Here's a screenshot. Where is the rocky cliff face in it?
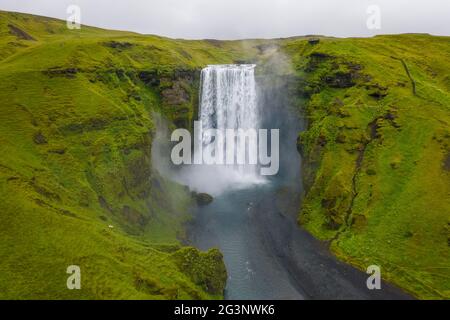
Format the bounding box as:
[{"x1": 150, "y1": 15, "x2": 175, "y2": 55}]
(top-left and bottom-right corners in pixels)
[{"x1": 139, "y1": 68, "x2": 200, "y2": 129}]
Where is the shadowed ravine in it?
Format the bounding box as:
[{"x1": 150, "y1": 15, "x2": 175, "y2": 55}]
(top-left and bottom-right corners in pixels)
[{"x1": 186, "y1": 65, "x2": 411, "y2": 300}]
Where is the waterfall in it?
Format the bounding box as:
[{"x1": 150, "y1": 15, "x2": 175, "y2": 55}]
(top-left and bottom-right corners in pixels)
[
  {"x1": 171, "y1": 64, "x2": 266, "y2": 195},
  {"x1": 198, "y1": 64, "x2": 264, "y2": 187},
  {"x1": 199, "y1": 64, "x2": 259, "y2": 141}
]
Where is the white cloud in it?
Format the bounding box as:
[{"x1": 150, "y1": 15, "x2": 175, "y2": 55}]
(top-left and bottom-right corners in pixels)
[{"x1": 0, "y1": 0, "x2": 448, "y2": 39}]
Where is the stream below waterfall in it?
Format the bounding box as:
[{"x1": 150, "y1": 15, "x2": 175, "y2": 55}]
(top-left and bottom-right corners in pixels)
[{"x1": 190, "y1": 176, "x2": 410, "y2": 300}]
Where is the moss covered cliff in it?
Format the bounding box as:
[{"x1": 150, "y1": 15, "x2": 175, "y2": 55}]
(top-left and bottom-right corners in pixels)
[{"x1": 284, "y1": 35, "x2": 450, "y2": 299}]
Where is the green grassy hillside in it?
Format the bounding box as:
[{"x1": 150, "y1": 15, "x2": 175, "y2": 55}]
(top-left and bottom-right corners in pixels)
[
  {"x1": 0, "y1": 10, "x2": 251, "y2": 299},
  {"x1": 0, "y1": 10, "x2": 448, "y2": 300},
  {"x1": 285, "y1": 35, "x2": 450, "y2": 299}
]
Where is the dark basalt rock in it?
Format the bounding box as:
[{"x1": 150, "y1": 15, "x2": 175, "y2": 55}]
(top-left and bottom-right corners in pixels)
[
  {"x1": 234, "y1": 59, "x2": 254, "y2": 65},
  {"x1": 318, "y1": 134, "x2": 327, "y2": 147},
  {"x1": 325, "y1": 71, "x2": 355, "y2": 88},
  {"x1": 173, "y1": 117, "x2": 189, "y2": 129},
  {"x1": 296, "y1": 134, "x2": 304, "y2": 155},
  {"x1": 33, "y1": 131, "x2": 47, "y2": 144},
  {"x1": 98, "y1": 196, "x2": 113, "y2": 213},
  {"x1": 104, "y1": 41, "x2": 134, "y2": 50},
  {"x1": 367, "y1": 84, "x2": 388, "y2": 99},
  {"x1": 310, "y1": 52, "x2": 331, "y2": 59},
  {"x1": 48, "y1": 148, "x2": 66, "y2": 155},
  {"x1": 324, "y1": 219, "x2": 341, "y2": 230},
  {"x1": 138, "y1": 70, "x2": 160, "y2": 87},
  {"x1": 43, "y1": 68, "x2": 78, "y2": 78},
  {"x1": 443, "y1": 152, "x2": 450, "y2": 171},
  {"x1": 335, "y1": 133, "x2": 346, "y2": 144},
  {"x1": 304, "y1": 52, "x2": 333, "y2": 73},
  {"x1": 321, "y1": 198, "x2": 336, "y2": 209},
  {"x1": 172, "y1": 69, "x2": 196, "y2": 83},
  {"x1": 161, "y1": 80, "x2": 190, "y2": 105},
  {"x1": 195, "y1": 193, "x2": 214, "y2": 206},
  {"x1": 308, "y1": 38, "x2": 320, "y2": 45},
  {"x1": 8, "y1": 24, "x2": 36, "y2": 41}
]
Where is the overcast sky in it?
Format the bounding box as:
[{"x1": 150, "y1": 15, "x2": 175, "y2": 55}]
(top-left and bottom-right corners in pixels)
[{"x1": 0, "y1": 0, "x2": 449, "y2": 39}]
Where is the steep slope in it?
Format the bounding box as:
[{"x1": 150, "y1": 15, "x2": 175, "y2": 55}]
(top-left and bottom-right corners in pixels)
[
  {"x1": 284, "y1": 35, "x2": 450, "y2": 299},
  {"x1": 0, "y1": 10, "x2": 252, "y2": 299}
]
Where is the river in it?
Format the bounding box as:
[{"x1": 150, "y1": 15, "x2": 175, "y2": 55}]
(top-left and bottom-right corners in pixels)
[{"x1": 180, "y1": 64, "x2": 410, "y2": 299}]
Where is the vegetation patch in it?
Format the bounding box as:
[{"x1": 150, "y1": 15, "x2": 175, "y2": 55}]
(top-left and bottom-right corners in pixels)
[{"x1": 285, "y1": 34, "x2": 450, "y2": 299}]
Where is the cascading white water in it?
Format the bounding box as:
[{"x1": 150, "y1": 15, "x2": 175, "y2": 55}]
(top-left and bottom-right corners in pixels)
[
  {"x1": 198, "y1": 64, "x2": 264, "y2": 185},
  {"x1": 200, "y1": 64, "x2": 259, "y2": 140},
  {"x1": 172, "y1": 64, "x2": 266, "y2": 195}
]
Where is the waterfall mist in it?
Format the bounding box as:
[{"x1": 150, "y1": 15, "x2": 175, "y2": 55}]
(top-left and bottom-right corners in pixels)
[
  {"x1": 175, "y1": 64, "x2": 267, "y2": 195},
  {"x1": 153, "y1": 49, "x2": 302, "y2": 196}
]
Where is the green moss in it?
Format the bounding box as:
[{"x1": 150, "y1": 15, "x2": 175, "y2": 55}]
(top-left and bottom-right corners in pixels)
[
  {"x1": 288, "y1": 35, "x2": 450, "y2": 299},
  {"x1": 0, "y1": 10, "x2": 245, "y2": 299},
  {"x1": 171, "y1": 247, "x2": 227, "y2": 297}
]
